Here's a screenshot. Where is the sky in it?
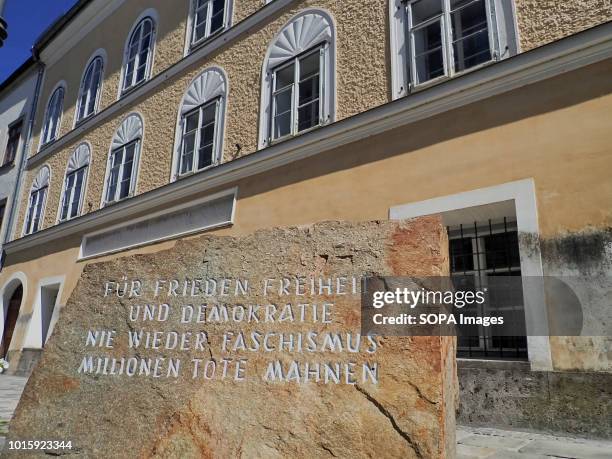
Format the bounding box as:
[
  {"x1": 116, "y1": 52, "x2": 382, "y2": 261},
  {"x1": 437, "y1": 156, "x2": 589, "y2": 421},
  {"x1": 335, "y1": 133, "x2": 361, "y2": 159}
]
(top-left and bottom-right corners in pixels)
[{"x1": 0, "y1": 0, "x2": 78, "y2": 82}]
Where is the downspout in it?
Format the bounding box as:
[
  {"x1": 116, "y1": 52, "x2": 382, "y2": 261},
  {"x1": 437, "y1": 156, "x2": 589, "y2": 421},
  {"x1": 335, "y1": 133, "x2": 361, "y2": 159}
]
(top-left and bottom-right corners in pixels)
[{"x1": 0, "y1": 49, "x2": 45, "y2": 269}]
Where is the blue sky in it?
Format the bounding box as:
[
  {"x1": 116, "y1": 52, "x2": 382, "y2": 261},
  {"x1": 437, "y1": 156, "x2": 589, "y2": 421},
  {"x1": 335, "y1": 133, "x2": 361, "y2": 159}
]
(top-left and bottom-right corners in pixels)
[{"x1": 0, "y1": 0, "x2": 78, "y2": 82}]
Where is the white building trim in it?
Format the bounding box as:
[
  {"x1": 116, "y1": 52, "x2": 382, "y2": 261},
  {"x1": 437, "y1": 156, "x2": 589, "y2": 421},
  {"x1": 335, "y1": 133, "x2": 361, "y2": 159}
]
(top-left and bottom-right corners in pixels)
[
  {"x1": 10, "y1": 24, "x2": 612, "y2": 254},
  {"x1": 389, "y1": 179, "x2": 553, "y2": 371},
  {"x1": 22, "y1": 275, "x2": 65, "y2": 349},
  {"x1": 0, "y1": 271, "x2": 27, "y2": 352}
]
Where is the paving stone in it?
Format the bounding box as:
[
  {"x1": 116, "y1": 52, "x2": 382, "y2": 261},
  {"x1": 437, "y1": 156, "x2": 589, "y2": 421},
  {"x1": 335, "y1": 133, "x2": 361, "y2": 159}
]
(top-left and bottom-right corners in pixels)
[
  {"x1": 460, "y1": 433, "x2": 530, "y2": 450},
  {"x1": 520, "y1": 439, "x2": 612, "y2": 459},
  {"x1": 457, "y1": 443, "x2": 496, "y2": 458},
  {"x1": 487, "y1": 451, "x2": 550, "y2": 459}
]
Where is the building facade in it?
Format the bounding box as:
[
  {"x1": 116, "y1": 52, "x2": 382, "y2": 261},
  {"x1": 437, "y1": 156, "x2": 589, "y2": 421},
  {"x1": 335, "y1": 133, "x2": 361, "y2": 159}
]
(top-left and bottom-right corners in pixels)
[
  {"x1": 0, "y1": 0, "x2": 610, "y2": 436},
  {"x1": 0, "y1": 59, "x2": 40, "y2": 363}
]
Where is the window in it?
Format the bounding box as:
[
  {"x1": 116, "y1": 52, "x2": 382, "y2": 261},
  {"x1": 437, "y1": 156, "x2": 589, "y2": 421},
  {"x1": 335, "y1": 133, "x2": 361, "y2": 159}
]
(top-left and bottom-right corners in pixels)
[
  {"x1": 390, "y1": 0, "x2": 518, "y2": 97},
  {"x1": 406, "y1": 0, "x2": 492, "y2": 86},
  {"x1": 174, "y1": 67, "x2": 227, "y2": 179},
  {"x1": 105, "y1": 141, "x2": 138, "y2": 204},
  {"x1": 259, "y1": 10, "x2": 336, "y2": 148},
  {"x1": 179, "y1": 101, "x2": 219, "y2": 175},
  {"x1": 59, "y1": 143, "x2": 90, "y2": 222},
  {"x1": 122, "y1": 17, "x2": 155, "y2": 93},
  {"x1": 448, "y1": 217, "x2": 527, "y2": 360},
  {"x1": 271, "y1": 48, "x2": 322, "y2": 141},
  {"x1": 41, "y1": 86, "x2": 64, "y2": 146},
  {"x1": 0, "y1": 201, "x2": 6, "y2": 234},
  {"x1": 190, "y1": 0, "x2": 226, "y2": 46},
  {"x1": 76, "y1": 56, "x2": 104, "y2": 123},
  {"x1": 3, "y1": 120, "x2": 22, "y2": 166},
  {"x1": 24, "y1": 166, "x2": 50, "y2": 235},
  {"x1": 103, "y1": 114, "x2": 143, "y2": 205}
]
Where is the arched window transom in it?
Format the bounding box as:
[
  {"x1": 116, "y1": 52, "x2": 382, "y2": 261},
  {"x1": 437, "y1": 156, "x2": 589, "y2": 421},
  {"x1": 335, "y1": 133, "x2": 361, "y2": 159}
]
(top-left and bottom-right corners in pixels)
[
  {"x1": 122, "y1": 17, "x2": 155, "y2": 93},
  {"x1": 24, "y1": 166, "x2": 50, "y2": 235},
  {"x1": 41, "y1": 86, "x2": 65, "y2": 146},
  {"x1": 76, "y1": 56, "x2": 104, "y2": 123},
  {"x1": 59, "y1": 143, "x2": 90, "y2": 222},
  {"x1": 173, "y1": 67, "x2": 227, "y2": 179},
  {"x1": 104, "y1": 114, "x2": 143, "y2": 205},
  {"x1": 259, "y1": 10, "x2": 336, "y2": 148}
]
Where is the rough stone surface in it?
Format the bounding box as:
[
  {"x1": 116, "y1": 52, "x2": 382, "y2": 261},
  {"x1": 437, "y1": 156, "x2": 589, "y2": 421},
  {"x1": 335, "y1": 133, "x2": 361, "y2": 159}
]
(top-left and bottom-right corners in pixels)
[
  {"x1": 458, "y1": 363, "x2": 612, "y2": 439},
  {"x1": 4, "y1": 218, "x2": 457, "y2": 458}
]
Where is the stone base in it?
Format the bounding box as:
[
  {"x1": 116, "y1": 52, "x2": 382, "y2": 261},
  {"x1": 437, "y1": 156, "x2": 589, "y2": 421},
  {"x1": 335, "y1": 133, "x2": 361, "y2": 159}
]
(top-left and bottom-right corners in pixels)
[
  {"x1": 5, "y1": 349, "x2": 43, "y2": 377},
  {"x1": 458, "y1": 359, "x2": 612, "y2": 439}
]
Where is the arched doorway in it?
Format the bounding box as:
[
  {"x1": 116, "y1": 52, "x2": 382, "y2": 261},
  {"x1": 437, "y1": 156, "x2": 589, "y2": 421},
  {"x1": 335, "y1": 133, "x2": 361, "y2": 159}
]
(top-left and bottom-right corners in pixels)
[{"x1": 1, "y1": 283, "x2": 23, "y2": 359}]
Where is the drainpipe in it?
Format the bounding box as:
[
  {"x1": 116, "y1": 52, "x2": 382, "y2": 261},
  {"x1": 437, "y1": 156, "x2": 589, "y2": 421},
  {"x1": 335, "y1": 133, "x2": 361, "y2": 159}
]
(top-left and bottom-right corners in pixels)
[
  {"x1": 0, "y1": 49, "x2": 45, "y2": 270},
  {"x1": 0, "y1": 0, "x2": 7, "y2": 47}
]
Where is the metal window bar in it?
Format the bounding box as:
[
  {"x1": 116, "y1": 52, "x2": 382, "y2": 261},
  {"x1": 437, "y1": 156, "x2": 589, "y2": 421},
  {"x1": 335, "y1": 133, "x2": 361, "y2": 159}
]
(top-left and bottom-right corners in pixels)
[{"x1": 447, "y1": 217, "x2": 528, "y2": 360}]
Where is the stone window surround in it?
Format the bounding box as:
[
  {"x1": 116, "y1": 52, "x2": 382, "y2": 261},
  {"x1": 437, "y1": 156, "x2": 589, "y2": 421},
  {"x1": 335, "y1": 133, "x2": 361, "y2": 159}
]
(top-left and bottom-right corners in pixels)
[{"x1": 389, "y1": 178, "x2": 554, "y2": 371}]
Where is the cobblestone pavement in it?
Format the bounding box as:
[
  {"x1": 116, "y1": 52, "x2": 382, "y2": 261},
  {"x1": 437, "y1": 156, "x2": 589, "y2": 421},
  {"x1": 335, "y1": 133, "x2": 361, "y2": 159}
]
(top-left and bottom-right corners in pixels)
[{"x1": 1, "y1": 375, "x2": 611, "y2": 457}]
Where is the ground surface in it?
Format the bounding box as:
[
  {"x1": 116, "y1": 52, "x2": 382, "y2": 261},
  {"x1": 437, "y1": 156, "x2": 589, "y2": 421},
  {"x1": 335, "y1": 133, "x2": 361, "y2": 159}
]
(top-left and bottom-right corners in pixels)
[{"x1": 1, "y1": 375, "x2": 610, "y2": 457}]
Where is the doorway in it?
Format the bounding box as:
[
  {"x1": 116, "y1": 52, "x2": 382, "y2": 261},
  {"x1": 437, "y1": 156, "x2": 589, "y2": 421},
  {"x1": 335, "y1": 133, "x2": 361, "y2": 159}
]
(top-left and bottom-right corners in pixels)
[{"x1": 1, "y1": 284, "x2": 23, "y2": 359}]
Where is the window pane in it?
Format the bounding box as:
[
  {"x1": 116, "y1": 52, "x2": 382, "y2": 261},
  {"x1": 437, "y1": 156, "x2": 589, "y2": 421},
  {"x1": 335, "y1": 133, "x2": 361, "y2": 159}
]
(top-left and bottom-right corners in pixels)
[
  {"x1": 193, "y1": 2, "x2": 209, "y2": 42},
  {"x1": 411, "y1": 0, "x2": 443, "y2": 25},
  {"x1": 26, "y1": 194, "x2": 35, "y2": 233},
  {"x1": 185, "y1": 111, "x2": 199, "y2": 133},
  {"x1": 451, "y1": 0, "x2": 491, "y2": 71},
  {"x1": 70, "y1": 169, "x2": 85, "y2": 218},
  {"x1": 413, "y1": 20, "x2": 445, "y2": 83},
  {"x1": 273, "y1": 87, "x2": 292, "y2": 139},
  {"x1": 275, "y1": 63, "x2": 295, "y2": 91},
  {"x1": 180, "y1": 132, "x2": 196, "y2": 174},
  {"x1": 450, "y1": 237, "x2": 474, "y2": 272},
  {"x1": 197, "y1": 144, "x2": 214, "y2": 169},
  {"x1": 210, "y1": 0, "x2": 225, "y2": 33}
]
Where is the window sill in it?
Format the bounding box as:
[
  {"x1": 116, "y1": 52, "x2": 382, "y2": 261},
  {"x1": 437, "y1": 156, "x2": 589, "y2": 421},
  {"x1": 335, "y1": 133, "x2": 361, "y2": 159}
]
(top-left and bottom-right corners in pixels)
[
  {"x1": 457, "y1": 358, "x2": 530, "y2": 371},
  {"x1": 410, "y1": 59, "x2": 497, "y2": 95},
  {"x1": 119, "y1": 80, "x2": 148, "y2": 99},
  {"x1": 188, "y1": 27, "x2": 227, "y2": 55}
]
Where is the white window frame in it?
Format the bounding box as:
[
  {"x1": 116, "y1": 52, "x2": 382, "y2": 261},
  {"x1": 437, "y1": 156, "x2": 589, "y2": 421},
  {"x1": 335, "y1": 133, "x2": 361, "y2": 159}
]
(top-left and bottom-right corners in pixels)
[
  {"x1": 389, "y1": 178, "x2": 553, "y2": 371},
  {"x1": 178, "y1": 99, "x2": 221, "y2": 177},
  {"x1": 23, "y1": 166, "x2": 51, "y2": 236},
  {"x1": 270, "y1": 46, "x2": 325, "y2": 142},
  {"x1": 39, "y1": 83, "x2": 66, "y2": 149},
  {"x1": 406, "y1": 0, "x2": 496, "y2": 89},
  {"x1": 172, "y1": 67, "x2": 227, "y2": 181},
  {"x1": 389, "y1": 0, "x2": 519, "y2": 99},
  {"x1": 119, "y1": 12, "x2": 157, "y2": 97},
  {"x1": 259, "y1": 9, "x2": 336, "y2": 149},
  {"x1": 59, "y1": 168, "x2": 87, "y2": 222},
  {"x1": 102, "y1": 113, "x2": 144, "y2": 207},
  {"x1": 185, "y1": 0, "x2": 233, "y2": 54},
  {"x1": 75, "y1": 52, "x2": 105, "y2": 125},
  {"x1": 57, "y1": 143, "x2": 91, "y2": 223},
  {"x1": 103, "y1": 140, "x2": 141, "y2": 205}
]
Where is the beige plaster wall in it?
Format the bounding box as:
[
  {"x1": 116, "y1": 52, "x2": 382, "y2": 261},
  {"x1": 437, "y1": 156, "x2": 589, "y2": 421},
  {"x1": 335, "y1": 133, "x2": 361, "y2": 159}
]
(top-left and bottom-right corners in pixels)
[
  {"x1": 516, "y1": 0, "x2": 612, "y2": 51},
  {"x1": 15, "y1": 0, "x2": 389, "y2": 237}
]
